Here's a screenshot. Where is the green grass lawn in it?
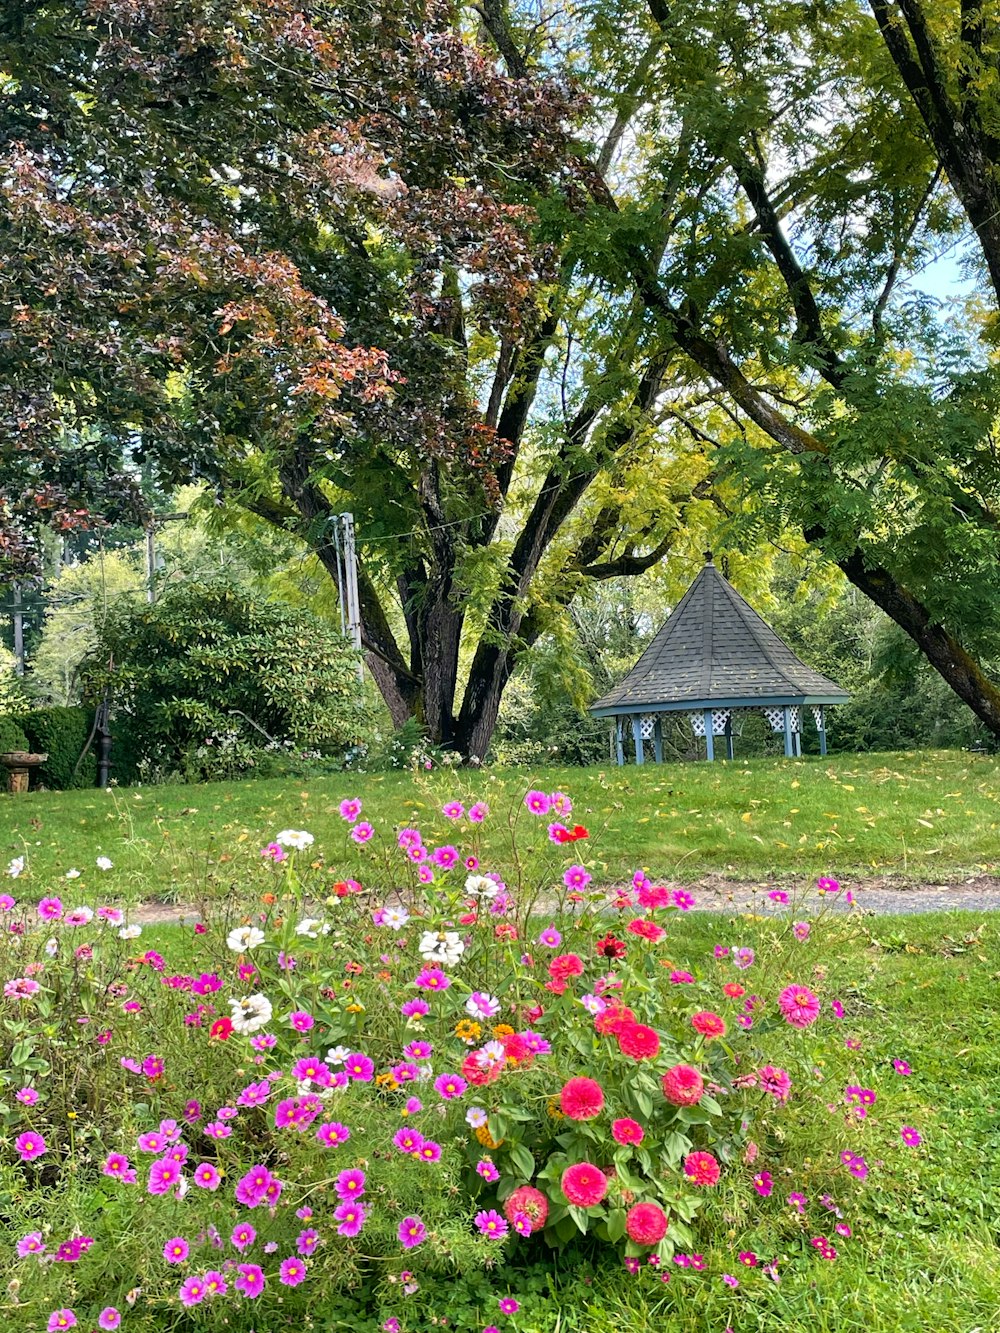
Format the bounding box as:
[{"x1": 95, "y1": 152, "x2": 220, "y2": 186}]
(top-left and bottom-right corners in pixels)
[
  {"x1": 2, "y1": 750, "x2": 999, "y2": 899},
  {"x1": 133, "y1": 909, "x2": 1000, "y2": 1332}
]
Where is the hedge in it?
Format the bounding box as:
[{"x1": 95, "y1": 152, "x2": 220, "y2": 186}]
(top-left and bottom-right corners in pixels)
[{"x1": 15, "y1": 706, "x2": 97, "y2": 790}]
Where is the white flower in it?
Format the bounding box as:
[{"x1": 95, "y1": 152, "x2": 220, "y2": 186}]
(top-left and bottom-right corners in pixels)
[
  {"x1": 228, "y1": 993, "x2": 273, "y2": 1035},
  {"x1": 466, "y1": 1106, "x2": 488, "y2": 1128},
  {"x1": 275, "y1": 829, "x2": 314, "y2": 851},
  {"x1": 294, "y1": 918, "x2": 325, "y2": 939},
  {"x1": 119, "y1": 924, "x2": 142, "y2": 940},
  {"x1": 580, "y1": 993, "x2": 607, "y2": 1016},
  {"x1": 381, "y1": 905, "x2": 410, "y2": 930},
  {"x1": 96, "y1": 857, "x2": 113, "y2": 871},
  {"x1": 226, "y1": 925, "x2": 266, "y2": 952},
  {"x1": 65, "y1": 906, "x2": 94, "y2": 927},
  {"x1": 175, "y1": 1176, "x2": 190, "y2": 1200},
  {"x1": 418, "y1": 930, "x2": 465, "y2": 966},
  {"x1": 326, "y1": 1045, "x2": 351, "y2": 1066},
  {"x1": 65, "y1": 868, "x2": 81, "y2": 879},
  {"x1": 44, "y1": 936, "x2": 59, "y2": 957},
  {"x1": 465, "y1": 991, "x2": 501, "y2": 1020},
  {"x1": 6, "y1": 856, "x2": 24, "y2": 878},
  {"x1": 465, "y1": 874, "x2": 498, "y2": 900},
  {"x1": 475, "y1": 1040, "x2": 506, "y2": 1071}
]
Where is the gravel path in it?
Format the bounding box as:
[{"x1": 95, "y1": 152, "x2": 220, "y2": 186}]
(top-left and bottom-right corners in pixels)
[{"x1": 129, "y1": 873, "x2": 1000, "y2": 924}]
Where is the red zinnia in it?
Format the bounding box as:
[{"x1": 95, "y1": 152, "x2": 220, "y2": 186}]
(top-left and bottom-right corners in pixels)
[
  {"x1": 626, "y1": 918, "x2": 666, "y2": 943},
  {"x1": 503, "y1": 1185, "x2": 549, "y2": 1232},
  {"x1": 560, "y1": 1076, "x2": 604, "y2": 1120},
  {"x1": 209, "y1": 1017, "x2": 233, "y2": 1041},
  {"x1": 569, "y1": 824, "x2": 589, "y2": 840},
  {"x1": 499, "y1": 1032, "x2": 534, "y2": 1068},
  {"x1": 625, "y1": 1202, "x2": 668, "y2": 1245},
  {"x1": 595, "y1": 933, "x2": 626, "y2": 960},
  {"x1": 461, "y1": 1052, "x2": 501, "y2": 1087},
  {"x1": 684, "y1": 1151, "x2": 720, "y2": 1187},
  {"x1": 723, "y1": 983, "x2": 745, "y2": 999},
  {"x1": 611, "y1": 1117, "x2": 645, "y2": 1146},
  {"x1": 561, "y1": 1162, "x2": 608, "y2": 1207},
  {"x1": 616, "y1": 1022, "x2": 661, "y2": 1061},
  {"x1": 548, "y1": 954, "x2": 585, "y2": 983},
  {"x1": 594, "y1": 1003, "x2": 635, "y2": 1036},
  {"x1": 691, "y1": 1011, "x2": 726, "y2": 1040},
  {"x1": 662, "y1": 1064, "x2": 705, "y2": 1106}
]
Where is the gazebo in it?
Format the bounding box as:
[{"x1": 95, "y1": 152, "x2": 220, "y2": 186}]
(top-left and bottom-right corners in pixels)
[{"x1": 590, "y1": 555, "x2": 850, "y2": 763}]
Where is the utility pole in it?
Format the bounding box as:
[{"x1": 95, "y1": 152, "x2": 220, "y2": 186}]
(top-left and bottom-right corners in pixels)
[
  {"x1": 330, "y1": 513, "x2": 364, "y2": 681},
  {"x1": 12, "y1": 582, "x2": 24, "y2": 676}
]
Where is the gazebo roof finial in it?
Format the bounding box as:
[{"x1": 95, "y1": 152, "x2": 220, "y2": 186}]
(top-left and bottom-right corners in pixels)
[{"x1": 703, "y1": 550, "x2": 714, "y2": 565}]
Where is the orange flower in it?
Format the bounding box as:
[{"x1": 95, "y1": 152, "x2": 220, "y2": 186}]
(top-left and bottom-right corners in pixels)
[{"x1": 261, "y1": 892, "x2": 277, "y2": 906}]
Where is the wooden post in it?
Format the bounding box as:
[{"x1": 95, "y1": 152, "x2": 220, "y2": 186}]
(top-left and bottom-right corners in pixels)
[
  {"x1": 704, "y1": 709, "x2": 714, "y2": 761},
  {"x1": 725, "y1": 714, "x2": 734, "y2": 761},
  {"x1": 653, "y1": 717, "x2": 663, "y2": 763},
  {"x1": 632, "y1": 715, "x2": 644, "y2": 765},
  {"x1": 783, "y1": 706, "x2": 794, "y2": 757},
  {"x1": 819, "y1": 707, "x2": 827, "y2": 756},
  {"x1": 615, "y1": 718, "x2": 624, "y2": 766}
]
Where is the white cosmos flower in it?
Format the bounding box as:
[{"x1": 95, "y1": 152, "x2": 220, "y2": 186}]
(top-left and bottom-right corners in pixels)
[
  {"x1": 96, "y1": 857, "x2": 113, "y2": 871},
  {"x1": 465, "y1": 1106, "x2": 488, "y2": 1128},
  {"x1": 326, "y1": 1045, "x2": 351, "y2": 1066},
  {"x1": 228, "y1": 993, "x2": 273, "y2": 1035},
  {"x1": 65, "y1": 868, "x2": 81, "y2": 879},
  {"x1": 381, "y1": 905, "x2": 410, "y2": 930},
  {"x1": 418, "y1": 930, "x2": 465, "y2": 966},
  {"x1": 175, "y1": 1176, "x2": 190, "y2": 1200},
  {"x1": 465, "y1": 874, "x2": 498, "y2": 899},
  {"x1": 275, "y1": 829, "x2": 314, "y2": 851},
  {"x1": 294, "y1": 918, "x2": 326, "y2": 939},
  {"x1": 119, "y1": 924, "x2": 142, "y2": 940},
  {"x1": 226, "y1": 925, "x2": 266, "y2": 952},
  {"x1": 44, "y1": 936, "x2": 59, "y2": 957},
  {"x1": 6, "y1": 857, "x2": 24, "y2": 878}
]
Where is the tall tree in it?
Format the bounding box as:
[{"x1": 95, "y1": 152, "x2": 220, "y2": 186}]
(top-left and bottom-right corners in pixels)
[{"x1": 477, "y1": 0, "x2": 1000, "y2": 737}]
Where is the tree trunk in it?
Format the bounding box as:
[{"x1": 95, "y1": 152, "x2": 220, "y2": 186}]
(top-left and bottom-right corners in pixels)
[{"x1": 835, "y1": 546, "x2": 1000, "y2": 734}]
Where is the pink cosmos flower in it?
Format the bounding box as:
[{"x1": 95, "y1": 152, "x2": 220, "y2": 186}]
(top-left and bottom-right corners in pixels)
[
  {"x1": 442, "y1": 801, "x2": 464, "y2": 819},
  {"x1": 98, "y1": 1310, "x2": 121, "y2": 1330},
  {"x1": 194, "y1": 1163, "x2": 221, "y2": 1190},
  {"x1": 414, "y1": 968, "x2": 450, "y2": 992},
  {"x1": 334, "y1": 1202, "x2": 366, "y2": 1236},
  {"x1": 17, "y1": 1232, "x2": 45, "y2": 1257},
  {"x1": 563, "y1": 865, "x2": 592, "y2": 890},
  {"x1": 351, "y1": 822, "x2": 374, "y2": 844},
  {"x1": 345, "y1": 1052, "x2": 375, "y2": 1081},
  {"x1": 398, "y1": 1216, "x2": 426, "y2": 1248},
  {"x1": 37, "y1": 897, "x2": 63, "y2": 921},
  {"x1": 893, "y1": 1059, "x2": 911, "y2": 1076},
  {"x1": 523, "y1": 790, "x2": 550, "y2": 815},
  {"x1": 163, "y1": 1237, "x2": 189, "y2": 1264},
  {"x1": 15, "y1": 1131, "x2": 46, "y2": 1162},
  {"x1": 475, "y1": 1209, "x2": 509, "y2": 1239},
  {"x1": 499, "y1": 1297, "x2": 521, "y2": 1314},
  {"x1": 817, "y1": 876, "x2": 840, "y2": 894},
  {"x1": 538, "y1": 925, "x2": 562, "y2": 948},
  {"x1": 335, "y1": 1168, "x2": 366, "y2": 1200},
  {"x1": 288, "y1": 1010, "x2": 314, "y2": 1032},
  {"x1": 297, "y1": 1228, "x2": 320, "y2": 1255},
  {"x1": 231, "y1": 1224, "x2": 256, "y2": 1250},
  {"x1": 901, "y1": 1126, "x2": 922, "y2": 1146},
  {"x1": 753, "y1": 1170, "x2": 773, "y2": 1197},
  {"x1": 792, "y1": 921, "x2": 811, "y2": 941},
  {"x1": 434, "y1": 1072, "x2": 468, "y2": 1100},
  {"x1": 431, "y1": 844, "x2": 459, "y2": 869},
  {"x1": 476, "y1": 1159, "x2": 500, "y2": 1182},
  {"x1": 47, "y1": 1311, "x2": 76, "y2": 1331},
  {"x1": 777, "y1": 984, "x2": 821, "y2": 1028},
  {"x1": 316, "y1": 1120, "x2": 351, "y2": 1147},
  {"x1": 16, "y1": 1086, "x2": 39, "y2": 1105},
  {"x1": 235, "y1": 1263, "x2": 265, "y2": 1298},
  {"x1": 672, "y1": 889, "x2": 695, "y2": 910},
  {"x1": 279, "y1": 1255, "x2": 308, "y2": 1286},
  {"x1": 340, "y1": 798, "x2": 362, "y2": 822}
]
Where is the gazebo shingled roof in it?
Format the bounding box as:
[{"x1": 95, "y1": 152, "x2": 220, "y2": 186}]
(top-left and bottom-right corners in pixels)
[{"x1": 590, "y1": 555, "x2": 849, "y2": 761}]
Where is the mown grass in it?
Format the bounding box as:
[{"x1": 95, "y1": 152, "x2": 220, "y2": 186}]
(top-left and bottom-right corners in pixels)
[
  {"x1": 3, "y1": 750, "x2": 1000, "y2": 899},
  {"x1": 134, "y1": 909, "x2": 1000, "y2": 1332}
]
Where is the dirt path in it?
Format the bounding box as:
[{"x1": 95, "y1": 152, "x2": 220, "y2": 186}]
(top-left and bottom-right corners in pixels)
[{"x1": 129, "y1": 873, "x2": 1000, "y2": 925}]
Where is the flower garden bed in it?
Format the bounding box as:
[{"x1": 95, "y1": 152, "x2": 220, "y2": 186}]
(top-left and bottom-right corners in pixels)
[{"x1": 0, "y1": 787, "x2": 963, "y2": 1332}]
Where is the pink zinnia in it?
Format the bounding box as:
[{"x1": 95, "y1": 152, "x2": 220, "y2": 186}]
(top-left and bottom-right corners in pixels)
[
  {"x1": 561, "y1": 1162, "x2": 608, "y2": 1207},
  {"x1": 560, "y1": 1076, "x2": 604, "y2": 1120},
  {"x1": 661, "y1": 1064, "x2": 704, "y2": 1106},
  {"x1": 626, "y1": 1202, "x2": 668, "y2": 1245},
  {"x1": 777, "y1": 984, "x2": 821, "y2": 1028},
  {"x1": 612, "y1": 1117, "x2": 645, "y2": 1145},
  {"x1": 503, "y1": 1185, "x2": 548, "y2": 1232},
  {"x1": 684, "y1": 1151, "x2": 720, "y2": 1187},
  {"x1": 758, "y1": 1065, "x2": 792, "y2": 1102},
  {"x1": 691, "y1": 1011, "x2": 726, "y2": 1040},
  {"x1": 616, "y1": 1022, "x2": 660, "y2": 1060}
]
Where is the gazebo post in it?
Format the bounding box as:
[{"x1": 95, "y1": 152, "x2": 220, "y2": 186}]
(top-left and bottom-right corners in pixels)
[
  {"x1": 819, "y1": 707, "x2": 827, "y2": 756},
  {"x1": 631, "y1": 714, "x2": 644, "y2": 765},
  {"x1": 653, "y1": 718, "x2": 663, "y2": 763},
  {"x1": 703, "y1": 709, "x2": 715, "y2": 762},
  {"x1": 615, "y1": 718, "x2": 624, "y2": 766},
  {"x1": 782, "y1": 706, "x2": 794, "y2": 758},
  {"x1": 725, "y1": 714, "x2": 734, "y2": 761}
]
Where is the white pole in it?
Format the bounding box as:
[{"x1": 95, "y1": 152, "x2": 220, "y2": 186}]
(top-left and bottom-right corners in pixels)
[
  {"x1": 339, "y1": 513, "x2": 364, "y2": 682},
  {"x1": 12, "y1": 582, "x2": 24, "y2": 676}
]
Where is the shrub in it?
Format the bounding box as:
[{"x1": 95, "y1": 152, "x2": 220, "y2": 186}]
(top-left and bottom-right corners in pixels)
[
  {"x1": 15, "y1": 706, "x2": 96, "y2": 789},
  {"x1": 79, "y1": 578, "x2": 366, "y2": 783},
  {"x1": 0, "y1": 714, "x2": 30, "y2": 754},
  {"x1": 0, "y1": 793, "x2": 918, "y2": 1330}
]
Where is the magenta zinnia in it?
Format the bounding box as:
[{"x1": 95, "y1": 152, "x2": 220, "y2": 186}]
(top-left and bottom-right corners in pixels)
[{"x1": 777, "y1": 984, "x2": 821, "y2": 1028}]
